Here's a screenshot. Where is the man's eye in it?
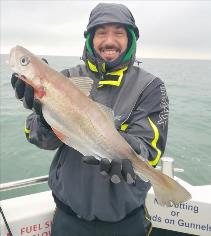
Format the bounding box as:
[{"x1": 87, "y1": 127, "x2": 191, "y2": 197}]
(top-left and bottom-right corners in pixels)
[
  {"x1": 97, "y1": 31, "x2": 106, "y2": 35},
  {"x1": 116, "y1": 31, "x2": 124, "y2": 35}
]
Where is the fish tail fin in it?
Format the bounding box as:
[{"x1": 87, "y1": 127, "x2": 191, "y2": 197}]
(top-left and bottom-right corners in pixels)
[{"x1": 150, "y1": 169, "x2": 192, "y2": 206}]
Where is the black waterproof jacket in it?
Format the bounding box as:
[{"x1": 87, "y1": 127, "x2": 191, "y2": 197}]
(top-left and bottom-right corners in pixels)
[{"x1": 25, "y1": 62, "x2": 169, "y2": 221}]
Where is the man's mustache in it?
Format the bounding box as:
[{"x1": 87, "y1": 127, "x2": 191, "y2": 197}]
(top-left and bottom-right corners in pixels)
[{"x1": 99, "y1": 45, "x2": 121, "y2": 52}]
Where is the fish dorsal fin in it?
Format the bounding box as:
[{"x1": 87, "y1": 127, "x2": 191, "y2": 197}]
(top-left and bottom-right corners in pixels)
[
  {"x1": 95, "y1": 102, "x2": 115, "y2": 124},
  {"x1": 69, "y1": 76, "x2": 93, "y2": 96}
]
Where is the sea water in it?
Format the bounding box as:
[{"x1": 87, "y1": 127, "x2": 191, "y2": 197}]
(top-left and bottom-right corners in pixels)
[{"x1": 0, "y1": 55, "x2": 210, "y2": 200}]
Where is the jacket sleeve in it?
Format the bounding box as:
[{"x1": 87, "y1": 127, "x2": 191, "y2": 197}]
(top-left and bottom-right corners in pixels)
[
  {"x1": 25, "y1": 112, "x2": 63, "y2": 150},
  {"x1": 119, "y1": 78, "x2": 169, "y2": 167}
]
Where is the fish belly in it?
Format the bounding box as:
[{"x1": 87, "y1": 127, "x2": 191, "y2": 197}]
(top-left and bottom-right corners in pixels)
[{"x1": 42, "y1": 98, "x2": 119, "y2": 160}]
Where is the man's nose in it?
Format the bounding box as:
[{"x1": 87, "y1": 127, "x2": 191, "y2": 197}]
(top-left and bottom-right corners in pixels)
[{"x1": 104, "y1": 32, "x2": 116, "y2": 43}]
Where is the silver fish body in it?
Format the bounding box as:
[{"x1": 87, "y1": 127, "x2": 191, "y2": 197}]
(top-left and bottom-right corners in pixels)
[{"x1": 9, "y1": 45, "x2": 192, "y2": 206}]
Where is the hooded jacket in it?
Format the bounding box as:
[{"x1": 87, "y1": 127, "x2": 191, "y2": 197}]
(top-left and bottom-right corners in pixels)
[
  {"x1": 84, "y1": 3, "x2": 139, "y2": 38},
  {"x1": 83, "y1": 3, "x2": 139, "y2": 75},
  {"x1": 24, "y1": 3, "x2": 169, "y2": 222}
]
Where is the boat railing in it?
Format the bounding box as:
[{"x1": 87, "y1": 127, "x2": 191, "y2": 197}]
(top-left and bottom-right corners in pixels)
[
  {"x1": 0, "y1": 175, "x2": 48, "y2": 192},
  {"x1": 0, "y1": 157, "x2": 184, "y2": 192}
]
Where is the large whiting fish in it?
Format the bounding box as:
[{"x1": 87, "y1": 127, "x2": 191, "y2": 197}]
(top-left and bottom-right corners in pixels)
[{"x1": 9, "y1": 45, "x2": 191, "y2": 206}]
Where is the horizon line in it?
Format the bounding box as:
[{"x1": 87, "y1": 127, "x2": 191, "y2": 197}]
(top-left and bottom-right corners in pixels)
[{"x1": 1, "y1": 53, "x2": 210, "y2": 61}]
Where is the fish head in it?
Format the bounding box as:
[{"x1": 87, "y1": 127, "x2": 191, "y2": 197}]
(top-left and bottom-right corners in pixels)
[{"x1": 9, "y1": 45, "x2": 42, "y2": 85}]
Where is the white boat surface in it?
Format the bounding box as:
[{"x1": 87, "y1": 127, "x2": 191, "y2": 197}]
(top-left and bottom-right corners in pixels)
[{"x1": 1, "y1": 157, "x2": 211, "y2": 236}]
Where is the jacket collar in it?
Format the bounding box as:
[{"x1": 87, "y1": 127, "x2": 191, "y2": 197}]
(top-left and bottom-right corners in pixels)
[
  {"x1": 82, "y1": 46, "x2": 135, "y2": 87},
  {"x1": 87, "y1": 59, "x2": 128, "y2": 87}
]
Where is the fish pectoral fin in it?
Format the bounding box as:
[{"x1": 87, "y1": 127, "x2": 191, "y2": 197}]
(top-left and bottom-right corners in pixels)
[
  {"x1": 52, "y1": 127, "x2": 67, "y2": 142},
  {"x1": 68, "y1": 76, "x2": 115, "y2": 123},
  {"x1": 69, "y1": 76, "x2": 93, "y2": 96}
]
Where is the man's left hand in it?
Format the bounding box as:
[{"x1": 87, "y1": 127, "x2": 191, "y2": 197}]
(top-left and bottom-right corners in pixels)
[{"x1": 83, "y1": 157, "x2": 136, "y2": 184}]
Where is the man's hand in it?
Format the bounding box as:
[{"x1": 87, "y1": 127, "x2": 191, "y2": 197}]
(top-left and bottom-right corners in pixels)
[
  {"x1": 83, "y1": 157, "x2": 136, "y2": 185},
  {"x1": 11, "y1": 73, "x2": 35, "y2": 109},
  {"x1": 11, "y1": 57, "x2": 48, "y2": 112},
  {"x1": 11, "y1": 73, "x2": 42, "y2": 114},
  {"x1": 10, "y1": 58, "x2": 50, "y2": 127}
]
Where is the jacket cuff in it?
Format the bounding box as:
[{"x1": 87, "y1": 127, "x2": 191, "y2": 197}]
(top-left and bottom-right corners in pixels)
[{"x1": 25, "y1": 113, "x2": 62, "y2": 150}]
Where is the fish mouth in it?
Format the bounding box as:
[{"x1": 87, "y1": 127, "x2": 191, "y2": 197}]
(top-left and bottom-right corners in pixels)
[
  {"x1": 8, "y1": 45, "x2": 30, "y2": 82},
  {"x1": 8, "y1": 45, "x2": 24, "y2": 69},
  {"x1": 8, "y1": 46, "x2": 29, "y2": 83},
  {"x1": 8, "y1": 46, "x2": 18, "y2": 70}
]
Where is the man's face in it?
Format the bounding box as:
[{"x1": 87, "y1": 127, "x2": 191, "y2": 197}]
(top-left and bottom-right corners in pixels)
[{"x1": 93, "y1": 24, "x2": 128, "y2": 62}]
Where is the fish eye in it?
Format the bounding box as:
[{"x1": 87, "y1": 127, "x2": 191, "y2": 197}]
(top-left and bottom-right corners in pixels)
[{"x1": 20, "y1": 56, "x2": 30, "y2": 66}]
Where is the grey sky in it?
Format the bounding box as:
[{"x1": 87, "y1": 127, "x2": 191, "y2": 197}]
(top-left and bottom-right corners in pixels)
[{"x1": 1, "y1": 0, "x2": 211, "y2": 59}]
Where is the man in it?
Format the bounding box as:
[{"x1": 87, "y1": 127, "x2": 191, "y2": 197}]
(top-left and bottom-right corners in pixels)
[{"x1": 11, "y1": 3, "x2": 169, "y2": 236}]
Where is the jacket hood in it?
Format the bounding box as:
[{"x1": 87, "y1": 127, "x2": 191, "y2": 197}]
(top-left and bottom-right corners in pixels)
[
  {"x1": 82, "y1": 3, "x2": 139, "y2": 75},
  {"x1": 84, "y1": 3, "x2": 139, "y2": 39}
]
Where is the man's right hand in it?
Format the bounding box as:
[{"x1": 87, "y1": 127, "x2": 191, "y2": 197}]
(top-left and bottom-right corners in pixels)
[
  {"x1": 11, "y1": 73, "x2": 35, "y2": 109},
  {"x1": 11, "y1": 73, "x2": 50, "y2": 128},
  {"x1": 11, "y1": 58, "x2": 49, "y2": 110}
]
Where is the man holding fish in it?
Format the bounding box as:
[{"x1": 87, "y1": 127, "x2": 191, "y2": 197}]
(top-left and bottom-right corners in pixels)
[{"x1": 10, "y1": 3, "x2": 190, "y2": 236}]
